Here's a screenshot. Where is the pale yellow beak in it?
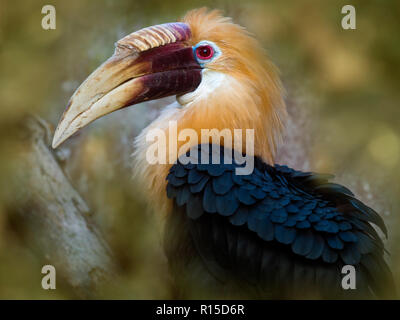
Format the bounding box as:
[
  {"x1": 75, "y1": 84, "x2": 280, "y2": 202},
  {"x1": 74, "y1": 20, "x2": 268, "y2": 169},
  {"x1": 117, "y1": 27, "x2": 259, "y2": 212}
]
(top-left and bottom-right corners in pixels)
[{"x1": 52, "y1": 22, "x2": 201, "y2": 148}]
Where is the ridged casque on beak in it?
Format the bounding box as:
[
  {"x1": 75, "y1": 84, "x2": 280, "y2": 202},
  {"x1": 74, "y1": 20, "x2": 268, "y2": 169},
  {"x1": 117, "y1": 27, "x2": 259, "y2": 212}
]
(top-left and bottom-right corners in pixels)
[{"x1": 52, "y1": 22, "x2": 201, "y2": 148}]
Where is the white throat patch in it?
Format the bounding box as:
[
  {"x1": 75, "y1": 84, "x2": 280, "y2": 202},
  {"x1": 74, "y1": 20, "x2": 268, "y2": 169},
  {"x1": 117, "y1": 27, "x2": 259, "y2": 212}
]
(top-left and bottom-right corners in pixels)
[{"x1": 177, "y1": 69, "x2": 227, "y2": 106}]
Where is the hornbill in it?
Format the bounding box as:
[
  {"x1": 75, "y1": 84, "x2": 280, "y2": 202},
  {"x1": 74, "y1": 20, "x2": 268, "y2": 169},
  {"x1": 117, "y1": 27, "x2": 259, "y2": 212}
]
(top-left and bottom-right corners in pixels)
[{"x1": 52, "y1": 9, "x2": 395, "y2": 298}]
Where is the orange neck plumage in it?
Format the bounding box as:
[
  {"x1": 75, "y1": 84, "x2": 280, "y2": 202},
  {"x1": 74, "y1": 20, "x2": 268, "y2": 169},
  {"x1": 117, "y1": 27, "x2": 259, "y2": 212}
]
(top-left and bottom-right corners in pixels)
[{"x1": 133, "y1": 8, "x2": 287, "y2": 214}]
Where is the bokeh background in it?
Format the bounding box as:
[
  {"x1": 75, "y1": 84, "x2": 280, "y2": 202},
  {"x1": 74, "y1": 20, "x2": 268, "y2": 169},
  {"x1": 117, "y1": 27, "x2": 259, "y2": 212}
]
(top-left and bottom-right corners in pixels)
[{"x1": 0, "y1": 0, "x2": 399, "y2": 298}]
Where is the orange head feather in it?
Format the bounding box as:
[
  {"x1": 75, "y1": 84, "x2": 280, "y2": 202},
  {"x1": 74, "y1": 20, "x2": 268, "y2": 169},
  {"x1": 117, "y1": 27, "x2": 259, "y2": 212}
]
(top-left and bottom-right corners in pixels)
[{"x1": 180, "y1": 8, "x2": 287, "y2": 162}]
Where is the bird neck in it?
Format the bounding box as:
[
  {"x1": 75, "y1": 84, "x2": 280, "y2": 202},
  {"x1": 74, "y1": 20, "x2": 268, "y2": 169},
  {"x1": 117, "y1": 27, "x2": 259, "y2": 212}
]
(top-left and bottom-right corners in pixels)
[{"x1": 133, "y1": 74, "x2": 286, "y2": 214}]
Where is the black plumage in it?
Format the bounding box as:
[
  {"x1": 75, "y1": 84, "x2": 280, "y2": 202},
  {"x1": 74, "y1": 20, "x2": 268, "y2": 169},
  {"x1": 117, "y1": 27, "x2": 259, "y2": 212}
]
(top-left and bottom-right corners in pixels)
[{"x1": 165, "y1": 144, "x2": 395, "y2": 298}]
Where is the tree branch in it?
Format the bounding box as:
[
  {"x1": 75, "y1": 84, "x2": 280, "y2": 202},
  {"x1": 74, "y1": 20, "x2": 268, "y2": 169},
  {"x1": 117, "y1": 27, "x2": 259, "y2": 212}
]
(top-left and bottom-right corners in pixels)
[{"x1": 10, "y1": 116, "x2": 115, "y2": 297}]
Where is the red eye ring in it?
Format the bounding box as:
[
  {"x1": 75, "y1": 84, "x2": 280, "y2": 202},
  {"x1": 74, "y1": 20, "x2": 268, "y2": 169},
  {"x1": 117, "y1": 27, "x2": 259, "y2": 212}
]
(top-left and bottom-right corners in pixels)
[{"x1": 195, "y1": 45, "x2": 214, "y2": 60}]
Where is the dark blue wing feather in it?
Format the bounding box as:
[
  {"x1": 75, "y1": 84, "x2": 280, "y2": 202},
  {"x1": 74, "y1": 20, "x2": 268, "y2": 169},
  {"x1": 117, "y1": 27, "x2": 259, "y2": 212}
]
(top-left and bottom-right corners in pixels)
[{"x1": 166, "y1": 144, "x2": 395, "y2": 298}]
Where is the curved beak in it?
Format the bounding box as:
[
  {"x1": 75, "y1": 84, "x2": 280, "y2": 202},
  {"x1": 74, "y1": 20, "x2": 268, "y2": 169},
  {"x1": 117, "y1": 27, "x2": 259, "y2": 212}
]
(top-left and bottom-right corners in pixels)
[{"x1": 52, "y1": 22, "x2": 201, "y2": 148}]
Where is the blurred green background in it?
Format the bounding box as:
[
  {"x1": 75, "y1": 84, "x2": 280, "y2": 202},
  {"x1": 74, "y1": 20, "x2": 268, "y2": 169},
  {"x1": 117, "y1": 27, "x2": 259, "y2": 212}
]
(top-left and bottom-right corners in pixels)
[{"x1": 0, "y1": 0, "x2": 399, "y2": 298}]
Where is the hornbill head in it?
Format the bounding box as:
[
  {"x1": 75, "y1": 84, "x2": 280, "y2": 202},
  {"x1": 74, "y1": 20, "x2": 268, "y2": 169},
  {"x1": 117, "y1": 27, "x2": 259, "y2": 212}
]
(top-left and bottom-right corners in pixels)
[{"x1": 52, "y1": 8, "x2": 286, "y2": 163}]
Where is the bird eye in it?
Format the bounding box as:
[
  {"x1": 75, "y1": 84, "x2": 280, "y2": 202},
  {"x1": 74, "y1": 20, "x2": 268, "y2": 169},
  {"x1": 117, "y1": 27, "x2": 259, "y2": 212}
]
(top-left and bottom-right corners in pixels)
[{"x1": 195, "y1": 45, "x2": 214, "y2": 60}]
